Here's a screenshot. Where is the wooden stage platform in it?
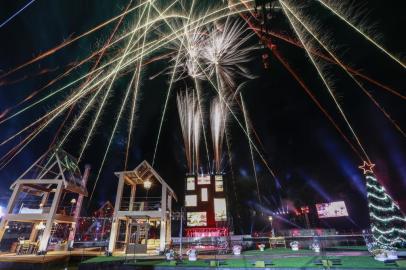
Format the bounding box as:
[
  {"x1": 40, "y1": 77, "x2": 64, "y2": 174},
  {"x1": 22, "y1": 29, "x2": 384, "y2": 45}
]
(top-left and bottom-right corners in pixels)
[
  {"x1": 0, "y1": 253, "x2": 68, "y2": 264},
  {"x1": 0, "y1": 247, "x2": 159, "y2": 265}
]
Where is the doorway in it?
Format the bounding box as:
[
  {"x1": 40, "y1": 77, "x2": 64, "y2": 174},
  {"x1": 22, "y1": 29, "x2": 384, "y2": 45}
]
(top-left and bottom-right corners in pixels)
[{"x1": 126, "y1": 222, "x2": 150, "y2": 254}]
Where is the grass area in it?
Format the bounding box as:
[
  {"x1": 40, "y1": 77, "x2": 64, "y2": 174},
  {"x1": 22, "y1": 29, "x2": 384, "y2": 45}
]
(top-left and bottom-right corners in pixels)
[
  {"x1": 243, "y1": 247, "x2": 315, "y2": 255},
  {"x1": 82, "y1": 256, "x2": 125, "y2": 264},
  {"x1": 82, "y1": 255, "x2": 406, "y2": 269},
  {"x1": 326, "y1": 246, "x2": 369, "y2": 251},
  {"x1": 328, "y1": 246, "x2": 406, "y2": 251}
]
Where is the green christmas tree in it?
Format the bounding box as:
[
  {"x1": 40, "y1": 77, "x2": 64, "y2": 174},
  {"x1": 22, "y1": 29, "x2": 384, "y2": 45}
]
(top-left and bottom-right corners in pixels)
[{"x1": 360, "y1": 162, "x2": 406, "y2": 248}]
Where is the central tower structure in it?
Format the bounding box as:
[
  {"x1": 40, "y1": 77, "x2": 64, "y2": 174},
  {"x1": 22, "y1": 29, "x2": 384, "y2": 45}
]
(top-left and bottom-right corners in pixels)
[{"x1": 184, "y1": 173, "x2": 228, "y2": 234}]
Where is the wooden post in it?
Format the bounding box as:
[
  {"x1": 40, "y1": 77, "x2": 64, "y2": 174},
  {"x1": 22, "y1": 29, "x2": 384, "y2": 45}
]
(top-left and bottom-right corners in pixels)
[
  {"x1": 38, "y1": 182, "x2": 63, "y2": 253},
  {"x1": 40, "y1": 192, "x2": 49, "y2": 208},
  {"x1": 29, "y1": 223, "x2": 39, "y2": 242},
  {"x1": 159, "y1": 185, "x2": 167, "y2": 251},
  {"x1": 108, "y1": 173, "x2": 125, "y2": 254},
  {"x1": 129, "y1": 184, "x2": 136, "y2": 211},
  {"x1": 68, "y1": 165, "x2": 90, "y2": 249},
  {"x1": 124, "y1": 217, "x2": 131, "y2": 253},
  {"x1": 166, "y1": 194, "x2": 172, "y2": 243}
]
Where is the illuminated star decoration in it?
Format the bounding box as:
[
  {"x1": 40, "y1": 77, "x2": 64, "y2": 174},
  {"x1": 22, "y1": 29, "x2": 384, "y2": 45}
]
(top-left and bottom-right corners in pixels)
[{"x1": 359, "y1": 161, "x2": 375, "y2": 175}]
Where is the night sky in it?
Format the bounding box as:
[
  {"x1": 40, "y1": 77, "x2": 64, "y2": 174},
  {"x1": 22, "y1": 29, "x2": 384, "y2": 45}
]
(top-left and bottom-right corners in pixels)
[{"x1": 0, "y1": 0, "x2": 405, "y2": 233}]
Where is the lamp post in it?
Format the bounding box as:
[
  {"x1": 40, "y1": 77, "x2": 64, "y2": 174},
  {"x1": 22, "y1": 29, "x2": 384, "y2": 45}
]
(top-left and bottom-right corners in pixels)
[
  {"x1": 178, "y1": 206, "x2": 186, "y2": 260},
  {"x1": 268, "y1": 216, "x2": 274, "y2": 237},
  {"x1": 70, "y1": 198, "x2": 77, "y2": 215}
]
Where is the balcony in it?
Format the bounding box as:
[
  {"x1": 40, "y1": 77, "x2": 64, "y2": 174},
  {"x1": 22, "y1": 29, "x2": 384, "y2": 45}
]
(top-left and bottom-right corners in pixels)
[{"x1": 119, "y1": 197, "x2": 162, "y2": 212}]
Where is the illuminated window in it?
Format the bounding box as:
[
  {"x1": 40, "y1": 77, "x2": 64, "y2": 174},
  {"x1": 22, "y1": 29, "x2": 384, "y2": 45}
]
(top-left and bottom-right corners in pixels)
[
  {"x1": 215, "y1": 175, "x2": 223, "y2": 192},
  {"x1": 186, "y1": 177, "x2": 195, "y2": 191},
  {"x1": 185, "y1": 195, "x2": 197, "y2": 207},
  {"x1": 197, "y1": 174, "x2": 210, "y2": 185},
  {"x1": 214, "y1": 198, "x2": 227, "y2": 221},
  {"x1": 187, "y1": 212, "x2": 207, "y2": 227},
  {"x1": 201, "y1": 188, "x2": 208, "y2": 201}
]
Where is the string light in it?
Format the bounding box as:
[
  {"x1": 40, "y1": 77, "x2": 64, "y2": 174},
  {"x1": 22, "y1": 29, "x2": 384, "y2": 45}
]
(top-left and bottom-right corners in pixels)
[{"x1": 361, "y1": 168, "x2": 406, "y2": 247}]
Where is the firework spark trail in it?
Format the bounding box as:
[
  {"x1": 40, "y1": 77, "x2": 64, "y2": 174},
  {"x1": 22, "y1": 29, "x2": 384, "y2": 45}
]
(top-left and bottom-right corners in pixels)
[
  {"x1": 151, "y1": 0, "x2": 199, "y2": 168},
  {"x1": 1, "y1": 2, "x2": 254, "y2": 170},
  {"x1": 316, "y1": 0, "x2": 405, "y2": 69},
  {"x1": 202, "y1": 18, "x2": 257, "y2": 93},
  {"x1": 241, "y1": 93, "x2": 261, "y2": 203},
  {"x1": 1, "y1": 2, "x2": 251, "y2": 126},
  {"x1": 125, "y1": 2, "x2": 153, "y2": 170},
  {"x1": 1, "y1": 1, "x2": 252, "y2": 164},
  {"x1": 210, "y1": 17, "x2": 258, "y2": 167},
  {"x1": 0, "y1": 12, "x2": 190, "y2": 123},
  {"x1": 0, "y1": 73, "x2": 103, "y2": 168},
  {"x1": 179, "y1": 11, "x2": 212, "y2": 171},
  {"x1": 152, "y1": 0, "x2": 213, "y2": 172},
  {"x1": 0, "y1": 34, "x2": 173, "y2": 125},
  {"x1": 0, "y1": 66, "x2": 60, "y2": 87},
  {"x1": 235, "y1": 0, "x2": 405, "y2": 100},
  {"x1": 193, "y1": 108, "x2": 201, "y2": 173},
  {"x1": 77, "y1": 2, "x2": 152, "y2": 162},
  {"x1": 199, "y1": 17, "x2": 258, "y2": 176},
  {"x1": 210, "y1": 75, "x2": 277, "y2": 179},
  {"x1": 0, "y1": 125, "x2": 44, "y2": 169},
  {"x1": 236, "y1": 6, "x2": 394, "y2": 161},
  {"x1": 1, "y1": 7, "x2": 196, "y2": 116},
  {"x1": 272, "y1": 48, "x2": 364, "y2": 160},
  {"x1": 0, "y1": 67, "x2": 125, "y2": 148},
  {"x1": 177, "y1": 91, "x2": 195, "y2": 173},
  {"x1": 89, "y1": 61, "x2": 141, "y2": 203},
  {"x1": 280, "y1": 0, "x2": 371, "y2": 162},
  {"x1": 150, "y1": 1, "x2": 208, "y2": 174},
  {"x1": 191, "y1": 40, "x2": 279, "y2": 181},
  {"x1": 49, "y1": 1, "x2": 133, "y2": 151},
  {"x1": 210, "y1": 98, "x2": 226, "y2": 173},
  {"x1": 50, "y1": 76, "x2": 111, "y2": 153},
  {"x1": 216, "y1": 67, "x2": 233, "y2": 177},
  {"x1": 42, "y1": 2, "x2": 247, "y2": 154},
  {"x1": 0, "y1": 51, "x2": 109, "y2": 121},
  {"x1": 0, "y1": 51, "x2": 127, "y2": 125},
  {"x1": 0, "y1": 72, "x2": 103, "y2": 147},
  {"x1": 0, "y1": 1, "x2": 150, "y2": 80},
  {"x1": 263, "y1": 30, "x2": 406, "y2": 100},
  {"x1": 0, "y1": 0, "x2": 36, "y2": 29},
  {"x1": 151, "y1": 0, "x2": 211, "y2": 173},
  {"x1": 167, "y1": 12, "x2": 278, "y2": 181},
  {"x1": 0, "y1": 10, "x2": 177, "y2": 121},
  {"x1": 194, "y1": 80, "x2": 211, "y2": 171},
  {"x1": 282, "y1": 3, "x2": 406, "y2": 138}
]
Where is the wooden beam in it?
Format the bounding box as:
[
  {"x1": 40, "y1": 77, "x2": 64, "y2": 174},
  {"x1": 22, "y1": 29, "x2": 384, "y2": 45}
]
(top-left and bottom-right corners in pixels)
[{"x1": 23, "y1": 184, "x2": 53, "y2": 193}]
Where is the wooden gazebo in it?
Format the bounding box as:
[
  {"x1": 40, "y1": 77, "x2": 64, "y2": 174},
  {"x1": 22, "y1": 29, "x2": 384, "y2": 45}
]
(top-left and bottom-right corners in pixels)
[
  {"x1": 0, "y1": 149, "x2": 89, "y2": 254},
  {"x1": 108, "y1": 161, "x2": 177, "y2": 254}
]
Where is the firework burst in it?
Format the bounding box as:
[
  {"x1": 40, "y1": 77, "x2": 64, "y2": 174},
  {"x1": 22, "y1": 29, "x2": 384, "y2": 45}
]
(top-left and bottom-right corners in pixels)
[{"x1": 202, "y1": 18, "x2": 258, "y2": 92}]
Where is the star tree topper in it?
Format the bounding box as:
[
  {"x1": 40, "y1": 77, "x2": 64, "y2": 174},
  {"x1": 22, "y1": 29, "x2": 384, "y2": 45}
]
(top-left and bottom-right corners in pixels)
[{"x1": 359, "y1": 161, "x2": 375, "y2": 175}]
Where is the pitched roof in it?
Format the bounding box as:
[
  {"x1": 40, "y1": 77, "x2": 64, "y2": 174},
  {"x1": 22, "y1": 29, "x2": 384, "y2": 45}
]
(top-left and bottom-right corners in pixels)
[
  {"x1": 115, "y1": 160, "x2": 177, "y2": 201},
  {"x1": 10, "y1": 148, "x2": 88, "y2": 196}
]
